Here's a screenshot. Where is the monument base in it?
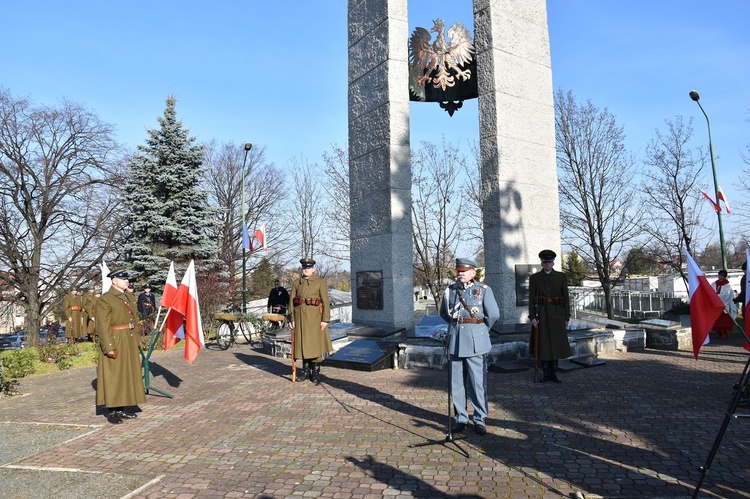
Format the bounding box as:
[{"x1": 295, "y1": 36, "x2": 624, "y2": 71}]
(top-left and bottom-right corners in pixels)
[{"x1": 324, "y1": 339, "x2": 400, "y2": 372}]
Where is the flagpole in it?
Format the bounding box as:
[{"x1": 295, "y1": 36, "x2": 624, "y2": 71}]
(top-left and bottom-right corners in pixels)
[
  {"x1": 241, "y1": 142, "x2": 253, "y2": 315},
  {"x1": 690, "y1": 90, "x2": 728, "y2": 270}
]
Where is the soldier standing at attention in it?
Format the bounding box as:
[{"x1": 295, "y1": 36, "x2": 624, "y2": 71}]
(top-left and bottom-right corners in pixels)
[
  {"x1": 439, "y1": 258, "x2": 500, "y2": 436},
  {"x1": 96, "y1": 268, "x2": 145, "y2": 424},
  {"x1": 528, "y1": 249, "x2": 571, "y2": 383},
  {"x1": 82, "y1": 286, "x2": 98, "y2": 342},
  {"x1": 62, "y1": 288, "x2": 84, "y2": 344},
  {"x1": 289, "y1": 258, "x2": 332, "y2": 384}
]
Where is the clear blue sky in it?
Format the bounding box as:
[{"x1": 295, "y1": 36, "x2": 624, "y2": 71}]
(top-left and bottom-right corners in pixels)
[{"x1": 3, "y1": 0, "x2": 749, "y2": 237}]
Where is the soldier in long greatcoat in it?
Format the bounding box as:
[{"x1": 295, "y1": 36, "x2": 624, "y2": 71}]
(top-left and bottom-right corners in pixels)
[
  {"x1": 289, "y1": 258, "x2": 332, "y2": 383},
  {"x1": 62, "y1": 289, "x2": 85, "y2": 343},
  {"x1": 95, "y1": 268, "x2": 145, "y2": 424},
  {"x1": 528, "y1": 249, "x2": 571, "y2": 383},
  {"x1": 82, "y1": 287, "x2": 98, "y2": 342}
]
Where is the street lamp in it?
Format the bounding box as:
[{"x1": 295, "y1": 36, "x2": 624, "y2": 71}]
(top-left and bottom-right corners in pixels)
[
  {"x1": 689, "y1": 90, "x2": 728, "y2": 270},
  {"x1": 241, "y1": 142, "x2": 253, "y2": 314}
]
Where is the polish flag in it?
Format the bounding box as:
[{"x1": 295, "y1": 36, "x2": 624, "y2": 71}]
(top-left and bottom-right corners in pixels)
[
  {"x1": 170, "y1": 260, "x2": 204, "y2": 364},
  {"x1": 699, "y1": 189, "x2": 721, "y2": 212},
  {"x1": 250, "y1": 225, "x2": 267, "y2": 252},
  {"x1": 161, "y1": 262, "x2": 183, "y2": 350},
  {"x1": 684, "y1": 248, "x2": 726, "y2": 359},
  {"x1": 718, "y1": 186, "x2": 732, "y2": 215},
  {"x1": 743, "y1": 250, "x2": 750, "y2": 352},
  {"x1": 99, "y1": 261, "x2": 112, "y2": 294}
]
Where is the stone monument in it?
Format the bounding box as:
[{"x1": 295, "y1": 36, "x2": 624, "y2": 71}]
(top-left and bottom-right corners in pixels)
[{"x1": 348, "y1": 0, "x2": 560, "y2": 332}]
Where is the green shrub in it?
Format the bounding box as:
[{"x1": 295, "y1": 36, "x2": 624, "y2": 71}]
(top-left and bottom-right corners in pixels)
[{"x1": 2, "y1": 348, "x2": 38, "y2": 379}]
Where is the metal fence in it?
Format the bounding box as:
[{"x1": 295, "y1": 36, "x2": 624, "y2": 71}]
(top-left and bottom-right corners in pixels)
[{"x1": 569, "y1": 287, "x2": 686, "y2": 319}]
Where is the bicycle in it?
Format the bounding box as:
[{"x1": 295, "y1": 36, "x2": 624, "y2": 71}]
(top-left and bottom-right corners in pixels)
[{"x1": 213, "y1": 312, "x2": 264, "y2": 350}]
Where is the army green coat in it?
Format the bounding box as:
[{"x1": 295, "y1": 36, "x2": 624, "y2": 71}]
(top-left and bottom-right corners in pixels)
[
  {"x1": 528, "y1": 269, "x2": 572, "y2": 361},
  {"x1": 95, "y1": 287, "x2": 145, "y2": 408},
  {"x1": 289, "y1": 275, "x2": 333, "y2": 361},
  {"x1": 62, "y1": 292, "x2": 85, "y2": 339},
  {"x1": 82, "y1": 291, "x2": 98, "y2": 337}
]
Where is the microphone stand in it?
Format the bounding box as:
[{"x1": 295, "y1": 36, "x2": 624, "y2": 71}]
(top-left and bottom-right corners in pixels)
[{"x1": 411, "y1": 281, "x2": 469, "y2": 457}]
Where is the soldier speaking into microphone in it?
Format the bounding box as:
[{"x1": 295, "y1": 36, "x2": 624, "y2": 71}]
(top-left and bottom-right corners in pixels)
[{"x1": 439, "y1": 258, "x2": 500, "y2": 436}]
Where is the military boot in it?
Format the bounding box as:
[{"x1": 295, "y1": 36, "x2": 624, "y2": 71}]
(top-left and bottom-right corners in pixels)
[
  {"x1": 310, "y1": 362, "x2": 321, "y2": 383},
  {"x1": 549, "y1": 360, "x2": 562, "y2": 383},
  {"x1": 296, "y1": 361, "x2": 309, "y2": 382}
]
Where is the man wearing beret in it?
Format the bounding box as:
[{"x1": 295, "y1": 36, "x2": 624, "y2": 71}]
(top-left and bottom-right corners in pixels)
[
  {"x1": 289, "y1": 258, "x2": 333, "y2": 383},
  {"x1": 95, "y1": 269, "x2": 145, "y2": 424},
  {"x1": 528, "y1": 250, "x2": 571, "y2": 383},
  {"x1": 439, "y1": 257, "x2": 500, "y2": 436}
]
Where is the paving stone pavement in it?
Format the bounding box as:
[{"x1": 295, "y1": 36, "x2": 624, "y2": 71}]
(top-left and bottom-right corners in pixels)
[{"x1": 1, "y1": 335, "x2": 750, "y2": 498}]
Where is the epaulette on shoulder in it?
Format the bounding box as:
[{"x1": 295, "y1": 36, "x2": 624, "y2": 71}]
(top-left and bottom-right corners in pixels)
[{"x1": 474, "y1": 282, "x2": 489, "y2": 289}]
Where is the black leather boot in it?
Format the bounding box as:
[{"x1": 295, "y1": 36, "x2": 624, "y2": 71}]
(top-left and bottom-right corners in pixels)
[
  {"x1": 541, "y1": 361, "x2": 552, "y2": 382},
  {"x1": 297, "y1": 361, "x2": 309, "y2": 382},
  {"x1": 549, "y1": 360, "x2": 562, "y2": 383},
  {"x1": 310, "y1": 362, "x2": 321, "y2": 383}
]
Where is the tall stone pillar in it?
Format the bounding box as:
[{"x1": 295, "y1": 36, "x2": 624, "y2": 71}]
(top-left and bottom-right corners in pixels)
[
  {"x1": 474, "y1": 0, "x2": 561, "y2": 327},
  {"x1": 348, "y1": 0, "x2": 413, "y2": 331}
]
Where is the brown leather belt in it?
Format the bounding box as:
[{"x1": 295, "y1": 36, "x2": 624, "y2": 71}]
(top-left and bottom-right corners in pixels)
[
  {"x1": 452, "y1": 317, "x2": 485, "y2": 324},
  {"x1": 70, "y1": 306, "x2": 83, "y2": 311},
  {"x1": 534, "y1": 297, "x2": 566, "y2": 305},
  {"x1": 293, "y1": 297, "x2": 321, "y2": 306},
  {"x1": 111, "y1": 324, "x2": 135, "y2": 330}
]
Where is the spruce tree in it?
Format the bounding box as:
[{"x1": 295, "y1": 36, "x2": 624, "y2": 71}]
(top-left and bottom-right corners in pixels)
[{"x1": 121, "y1": 96, "x2": 219, "y2": 289}]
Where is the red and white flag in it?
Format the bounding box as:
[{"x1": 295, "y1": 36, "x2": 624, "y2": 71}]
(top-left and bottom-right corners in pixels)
[
  {"x1": 743, "y1": 250, "x2": 750, "y2": 352},
  {"x1": 161, "y1": 261, "x2": 183, "y2": 350},
  {"x1": 684, "y1": 248, "x2": 726, "y2": 359},
  {"x1": 718, "y1": 185, "x2": 732, "y2": 215},
  {"x1": 250, "y1": 225, "x2": 266, "y2": 252},
  {"x1": 170, "y1": 260, "x2": 204, "y2": 364},
  {"x1": 699, "y1": 188, "x2": 721, "y2": 212}
]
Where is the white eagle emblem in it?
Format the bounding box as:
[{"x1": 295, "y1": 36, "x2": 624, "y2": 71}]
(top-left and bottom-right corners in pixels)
[{"x1": 409, "y1": 18, "x2": 475, "y2": 100}]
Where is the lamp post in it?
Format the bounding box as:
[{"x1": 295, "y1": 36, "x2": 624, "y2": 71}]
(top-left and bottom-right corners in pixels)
[
  {"x1": 689, "y1": 90, "x2": 728, "y2": 270},
  {"x1": 241, "y1": 142, "x2": 253, "y2": 314}
]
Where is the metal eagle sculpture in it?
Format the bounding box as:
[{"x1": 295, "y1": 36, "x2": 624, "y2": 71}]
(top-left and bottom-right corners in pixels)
[{"x1": 409, "y1": 18, "x2": 475, "y2": 103}]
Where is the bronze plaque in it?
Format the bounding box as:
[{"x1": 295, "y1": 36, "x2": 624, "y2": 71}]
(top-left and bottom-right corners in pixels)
[
  {"x1": 515, "y1": 264, "x2": 539, "y2": 307},
  {"x1": 356, "y1": 271, "x2": 383, "y2": 310}
]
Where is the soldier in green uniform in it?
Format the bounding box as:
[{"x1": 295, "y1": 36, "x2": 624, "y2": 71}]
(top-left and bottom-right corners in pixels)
[
  {"x1": 289, "y1": 258, "x2": 333, "y2": 383},
  {"x1": 95, "y1": 269, "x2": 145, "y2": 424},
  {"x1": 62, "y1": 289, "x2": 84, "y2": 344},
  {"x1": 82, "y1": 286, "x2": 98, "y2": 342},
  {"x1": 528, "y1": 250, "x2": 571, "y2": 383}
]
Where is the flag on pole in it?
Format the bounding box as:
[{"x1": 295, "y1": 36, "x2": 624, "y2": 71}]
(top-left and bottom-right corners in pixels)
[
  {"x1": 254, "y1": 225, "x2": 266, "y2": 251},
  {"x1": 699, "y1": 188, "x2": 721, "y2": 212},
  {"x1": 161, "y1": 262, "x2": 183, "y2": 350},
  {"x1": 743, "y1": 250, "x2": 750, "y2": 353},
  {"x1": 242, "y1": 223, "x2": 250, "y2": 251},
  {"x1": 99, "y1": 261, "x2": 112, "y2": 294},
  {"x1": 170, "y1": 260, "x2": 204, "y2": 363},
  {"x1": 684, "y1": 247, "x2": 726, "y2": 359},
  {"x1": 718, "y1": 185, "x2": 732, "y2": 215}
]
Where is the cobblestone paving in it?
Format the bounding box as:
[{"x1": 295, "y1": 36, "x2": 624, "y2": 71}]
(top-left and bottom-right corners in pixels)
[{"x1": 1, "y1": 336, "x2": 750, "y2": 498}]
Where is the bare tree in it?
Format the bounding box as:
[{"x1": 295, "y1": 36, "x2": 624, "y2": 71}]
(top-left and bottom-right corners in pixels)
[
  {"x1": 555, "y1": 89, "x2": 642, "y2": 318},
  {"x1": 0, "y1": 88, "x2": 123, "y2": 344},
  {"x1": 203, "y1": 141, "x2": 293, "y2": 306},
  {"x1": 290, "y1": 156, "x2": 325, "y2": 261},
  {"x1": 412, "y1": 139, "x2": 466, "y2": 307},
  {"x1": 321, "y1": 144, "x2": 350, "y2": 263},
  {"x1": 639, "y1": 115, "x2": 711, "y2": 282}
]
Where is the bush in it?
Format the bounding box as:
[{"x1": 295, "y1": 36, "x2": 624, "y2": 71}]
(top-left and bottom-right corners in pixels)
[
  {"x1": 667, "y1": 301, "x2": 690, "y2": 316},
  {"x1": 1, "y1": 348, "x2": 38, "y2": 380}
]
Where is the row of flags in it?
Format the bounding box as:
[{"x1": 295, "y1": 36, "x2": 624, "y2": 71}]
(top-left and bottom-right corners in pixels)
[
  {"x1": 685, "y1": 248, "x2": 750, "y2": 359},
  {"x1": 242, "y1": 224, "x2": 267, "y2": 252},
  {"x1": 699, "y1": 186, "x2": 732, "y2": 214},
  {"x1": 161, "y1": 261, "x2": 204, "y2": 364}
]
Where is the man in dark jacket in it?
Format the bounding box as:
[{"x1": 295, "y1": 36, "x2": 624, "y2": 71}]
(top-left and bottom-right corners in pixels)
[{"x1": 528, "y1": 249, "x2": 571, "y2": 383}]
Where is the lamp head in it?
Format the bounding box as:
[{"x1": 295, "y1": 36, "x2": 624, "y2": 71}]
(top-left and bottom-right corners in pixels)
[
  {"x1": 244, "y1": 142, "x2": 253, "y2": 151},
  {"x1": 689, "y1": 90, "x2": 700, "y2": 102}
]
